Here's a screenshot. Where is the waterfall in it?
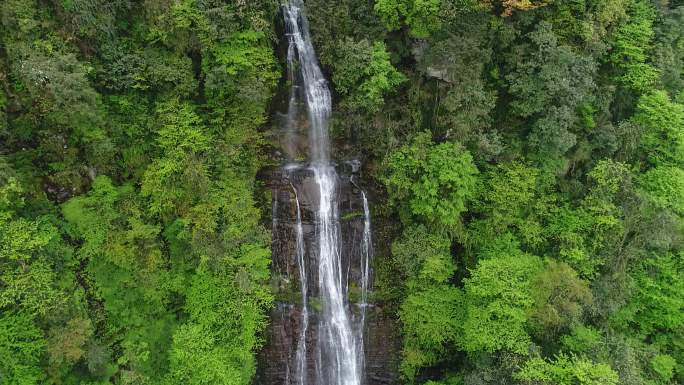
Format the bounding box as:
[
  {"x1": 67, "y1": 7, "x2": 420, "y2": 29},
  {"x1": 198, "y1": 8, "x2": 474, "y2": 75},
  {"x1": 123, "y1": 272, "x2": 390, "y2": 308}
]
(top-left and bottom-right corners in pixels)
[
  {"x1": 357, "y1": 191, "x2": 372, "y2": 373},
  {"x1": 283, "y1": 0, "x2": 331, "y2": 163},
  {"x1": 282, "y1": 1, "x2": 366, "y2": 384},
  {"x1": 291, "y1": 182, "x2": 309, "y2": 385},
  {"x1": 360, "y1": 192, "x2": 372, "y2": 309}
]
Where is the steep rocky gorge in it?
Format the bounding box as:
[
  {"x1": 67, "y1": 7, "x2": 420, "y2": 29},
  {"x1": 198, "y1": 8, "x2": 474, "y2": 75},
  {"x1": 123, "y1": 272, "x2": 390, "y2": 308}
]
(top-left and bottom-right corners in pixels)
[
  {"x1": 255, "y1": 165, "x2": 400, "y2": 385},
  {"x1": 254, "y1": 2, "x2": 401, "y2": 384}
]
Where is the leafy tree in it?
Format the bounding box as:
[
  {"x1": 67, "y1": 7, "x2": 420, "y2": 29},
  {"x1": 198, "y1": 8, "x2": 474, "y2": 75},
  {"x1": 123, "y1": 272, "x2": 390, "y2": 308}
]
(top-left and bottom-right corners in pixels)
[
  {"x1": 650, "y1": 354, "x2": 676, "y2": 383},
  {"x1": 530, "y1": 260, "x2": 593, "y2": 339},
  {"x1": 516, "y1": 354, "x2": 619, "y2": 385},
  {"x1": 405, "y1": 0, "x2": 442, "y2": 37},
  {"x1": 578, "y1": 159, "x2": 633, "y2": 270},
  {"x1": 0, "y1": 164, "x2": 65, "y2": 317},
  {"x1": 543, "y1": 0, "x2": 627, "y2": 47},
  {"x1": 382, "y1": 132, "x2": 479, "y2": 227},
  {"x1": 9, "y1": 49, "x2": 114, "y2": 188},
  {"x1": 542, "y1": 205, "x2": 601, "y2": 277},
  {"x1": 633, "y1": 91, "x2": 684, "y2": 167},
  {"x1": 638, "y1": 166, "x2": 684, "y2": 215},
  {"x1": 0, "y1": 312, "x2": 46, "y2": 385},
  {"x1": 394, "y1": 225, "x2": 461, "y2": 381},
  {"x1": 57, "y1": 0, "x2": 130, "y2": 43},
  {"x1": 400, "y1": 285, "x2": 462, "y2": 381},
  {"x1": 63, "y1": 176, "x2": 174, "y2": 381},
  {"x1": 613, "y1": 252, "x2": 684, "y2": 341},
  {"x1": 47, "y1": 317, "x2": 93, "y2": 368},
  {"x1": 304, "y1": 0, "x2": 387, "y2": 68},
  {"x1": 467, "y1": 162, "x2": 544, "y2": 255},
  {"x1": 416, "y1": 20, "x2": 497, "y2": 142},
  {"x1": 652, "y1": 7, "x2": 684, "y2": 97},
  {"x1": 608, "y1": 0, "x2": 659, "y2": 92},
  {"x1": 392, "y1": 225, "x2": 452, "y2": 280},
  {"x1": 459, "y1": 252, "x2": 544, "y2": 354},
  {"x1": 97, "y1": 45, "x2": 197, "y2": 97},
  {"x1": 165, "y1": 264, "x2": 272, "y2": 385},
  {"x1": 141, "y1": 100, "x2": 212, "y2": 218},
  {"x1": 0, "y1": 0, "x2": 276, "y2": 382},
  {"x1": 560, "y1": 324, "x2": 603, "y2": 355},
  {"x1": 374, "y1": 0, "x2": 407, "y2": 31},
  {"x1": 332, "y1": 39, "x2": 406, "y2": 113},
  {"x1": 506, "y1": 22, "x2": 597, "y2": 165},
  {"x1": 102, "y1": 94, "x2": 154, "y2": 181},
  {"x1": 374, "y1": 0, "x2": 442, "y2": 37}
]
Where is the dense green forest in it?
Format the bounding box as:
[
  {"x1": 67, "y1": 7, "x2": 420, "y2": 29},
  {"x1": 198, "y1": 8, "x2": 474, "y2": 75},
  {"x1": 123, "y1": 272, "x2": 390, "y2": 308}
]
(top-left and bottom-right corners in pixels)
[{"x1": 0, "y1": 0, "x2": 683, "y2": 384}]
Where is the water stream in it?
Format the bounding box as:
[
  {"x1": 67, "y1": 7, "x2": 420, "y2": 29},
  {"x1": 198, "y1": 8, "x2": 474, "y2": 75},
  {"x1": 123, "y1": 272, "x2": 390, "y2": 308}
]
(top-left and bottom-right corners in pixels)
[
  {"x1": 290, "y1": 182, "x2": 308, "y2": 385},
  {"x1": 281, "y1": 1, "x2": 372, "y2": 384}
]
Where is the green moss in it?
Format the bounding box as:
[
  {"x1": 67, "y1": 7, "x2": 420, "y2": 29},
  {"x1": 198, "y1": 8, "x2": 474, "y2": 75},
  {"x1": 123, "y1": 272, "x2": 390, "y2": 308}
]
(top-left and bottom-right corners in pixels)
[{"x1": 341, "y1": 211, "x2": 364, "y2": 221}]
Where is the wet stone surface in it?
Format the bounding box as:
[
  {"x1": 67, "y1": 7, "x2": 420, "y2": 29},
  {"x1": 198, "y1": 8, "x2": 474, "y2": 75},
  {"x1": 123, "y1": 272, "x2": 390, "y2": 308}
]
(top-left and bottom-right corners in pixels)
[{"x1": 254, "y1": 164, "x2": 400, "y2": 385}]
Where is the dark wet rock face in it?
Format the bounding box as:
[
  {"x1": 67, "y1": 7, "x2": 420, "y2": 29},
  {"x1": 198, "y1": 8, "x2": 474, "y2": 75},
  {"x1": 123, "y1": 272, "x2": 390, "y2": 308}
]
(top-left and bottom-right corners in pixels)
[
  {"x1": 257, "y1": 2, "x2": 400, "y2": 382},
  {"x1": 254, "y1": 165, "x2": 400, "y2": 385}
]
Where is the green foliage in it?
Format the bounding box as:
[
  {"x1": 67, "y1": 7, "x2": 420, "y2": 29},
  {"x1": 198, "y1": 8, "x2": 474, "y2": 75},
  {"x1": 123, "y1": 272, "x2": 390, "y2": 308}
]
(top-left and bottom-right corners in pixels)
[
  {"x1": 98, "y1": 45, "x2": 197, "y2": 96},
  {"x1": 633, "y1": 91, "x2": 684, "y2": 167},
  {"x1": 638, "y1": 166, "x2": 684, "y2": 215},
  {"x1": 406, "y1": 0, "x2": 442, "y2": 38},
  {"x1": 544, "y1": 0, "x2": 627, "y2": 46},
  {"x1": 460, "y1": 252, "x2": 544, "y2": 354},
  {"x1": 208, "y1": 31, "x2": 274, "y2": 77},
  {"x1": 650, "y1": 354, "x2": 676, "y2": 382},
  {"x1": 543, "y1": 205, "x2": 601, "y2": 277},
  {"x1": 166, "y1": 262, "x2": 272, "y2": 385},
  {"x1": 561, "y1": 324, "x2": 603, "y2": 354},
  {"x1": 0, "y1": 171, "x2": 65, "y2": 317},
  {"x1": 375, "y1": 0, "x2": 409, "y2": 31},
  {"x1": 1, "y1": 0, "x2": 683, "y2": 383},
  {"x1": 59, "y1": 0, "x2": 129, "y2": 42},
  {"x1": 0, "y1": 259, "x2": 65, "y2": 317},
  {"x1": 579, "y1": 159, "x2": 632, "y2": 265},
  {"x1": 62, "y1": 176, "x2": 120, "y2": 258},
  {"x1": 382, "y1": 132, "x2": 479, "y2": 227},
  {"x1": 652, "y1": 7, "x2": 684, "y2": 97},
  {"x1": 141, "y1": 100, "x2": 211, "y2": 218},
  {"x1": 302, "y1": 0, "x2": 386, "y2": 68},
  {"x1": 468, "y1": 162, "x2": 544, "y2": 254},
  {"x1": 400, "y1": 284, "x2": 462, "y2": 380},
  {"x1": 613, "y1": 252, "x2": 684, "y2": 340},
  {"x1": 516, "y1": 354, "x2": 619, "y2": 385},
  {"x1": 392, "y1": 225, "x2": 452, "y2": 281},
  {"x1": 417, "y1": 20, "x2": 497, "y2": 142},
  {"x1": 374, "y1": 0, "x2": 442, "y2": 37},
  {"x1": 506, "y1": 22, "x2": 597, "y2": 165},
  {"x1": 203, "y1": 30, "x2": 279, "y2": 131},
  {"x1": 608, "y1": 0, "x2": 659, "y2": 92},
  {"x1": 530, "y1": 260, "x2": 593, "y2": 339},
  {"x1": 63, "y1": 176, "x2": 173, "y2": 380},
  {"x1": 394, "y1": 225, "x2": 461, "y2": 381},
  {"x1": 507, "y1": 22, "x2": 596, "y2": 118},
  {"x1": 0, "y1": 0, "x2": 275, "y2": 382},
  {"x1": 0, "y1": 312, "x2": 46, "y2": 385},
  {"x1": 10, "y1": 49, "x2": 114, "y2": 185},
  {"x1": 0, "y1": 214, "x2": 56, "y2": 263},
  {"x1": 332, "y1": 39, "x2": 406, "y2": 112},
  {"x1": 47, "y1": 317, "x2": 93, "y2": 368}
]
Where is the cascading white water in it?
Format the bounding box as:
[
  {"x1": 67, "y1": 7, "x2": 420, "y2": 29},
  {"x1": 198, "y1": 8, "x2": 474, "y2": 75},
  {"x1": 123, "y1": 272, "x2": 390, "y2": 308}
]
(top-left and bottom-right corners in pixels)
[
  {"x1": 357, "y1": 192, "x2": 372, "y2": 374},
  {"x1": 282, "y1": 1, "x2": 365, "y2": 385},
  {"x1": 283, "y1": 0, "x2": 331, "y2": 163},
  {"x1": 291, "y1": 182, "x2": 309, "y2": 385},
  {"x1": 360, "y1": 192, "x2": 372, "y2": 308}
]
